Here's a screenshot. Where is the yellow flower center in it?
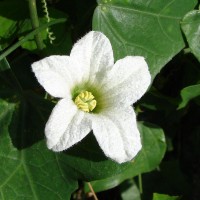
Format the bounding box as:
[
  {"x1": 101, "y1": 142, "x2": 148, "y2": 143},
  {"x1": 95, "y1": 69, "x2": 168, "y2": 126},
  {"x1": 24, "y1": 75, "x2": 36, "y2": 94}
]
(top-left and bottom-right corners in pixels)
[{"x1": 74, "y1": 91, "x2": 97, "y2": 112}]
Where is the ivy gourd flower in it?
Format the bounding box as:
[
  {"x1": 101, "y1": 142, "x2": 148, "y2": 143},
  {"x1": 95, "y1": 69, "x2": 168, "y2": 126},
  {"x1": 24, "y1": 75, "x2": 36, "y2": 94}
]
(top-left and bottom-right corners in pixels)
[{"x1": 32, "y1": 31, "x2": 151, "y2": 163}]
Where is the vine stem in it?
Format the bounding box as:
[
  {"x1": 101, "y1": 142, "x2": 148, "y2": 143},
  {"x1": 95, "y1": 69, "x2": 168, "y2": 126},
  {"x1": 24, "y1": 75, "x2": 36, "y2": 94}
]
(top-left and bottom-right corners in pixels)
[
  {"x1": 87, "y1": 182, "x2": 99, "y2": 200},
  {"x1": 28, "y1": 0, "x2": 44, "y2": 50}
]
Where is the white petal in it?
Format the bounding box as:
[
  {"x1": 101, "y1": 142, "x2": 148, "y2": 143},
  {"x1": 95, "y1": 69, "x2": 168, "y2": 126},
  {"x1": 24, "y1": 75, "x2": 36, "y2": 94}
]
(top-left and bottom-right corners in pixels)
[
  {"x1": 45, "y1": 99, "x2": 91, "y2": 151},
  {"x1": 45, "y1": 99, "x2": 77, "y2": 149},
  {"x1": 102, "y1": 56, "x2": 151, "y2": 107},
  {"x1": 70, "y1": 31, "x2": 114, "y2": 84},
  {"x1": 32, "y1": 56, "x2": 82, "y2": 98},
  {"x1": 91, "y1": 107, "x2": 142, "y2": 163}
]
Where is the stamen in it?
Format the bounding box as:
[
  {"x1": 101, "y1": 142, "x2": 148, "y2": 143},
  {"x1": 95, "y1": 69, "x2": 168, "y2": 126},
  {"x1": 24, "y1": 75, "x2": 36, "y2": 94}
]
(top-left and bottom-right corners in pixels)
[{"x1": 75, "y1": 91, "x2": 97, "y2": 112}]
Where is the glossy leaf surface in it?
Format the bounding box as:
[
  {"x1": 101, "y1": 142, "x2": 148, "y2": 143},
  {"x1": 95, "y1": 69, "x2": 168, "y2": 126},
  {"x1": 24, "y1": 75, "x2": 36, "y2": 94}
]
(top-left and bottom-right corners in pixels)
[
  {"x1": 93, "y1": 0, "x2": 197, "y2": 79},
  {"x1": 181, "y1": 10, "x2": 200, "y2": 62},
  {"x1": 178, "y1": 84, "x2": 200, "y2": 109}
]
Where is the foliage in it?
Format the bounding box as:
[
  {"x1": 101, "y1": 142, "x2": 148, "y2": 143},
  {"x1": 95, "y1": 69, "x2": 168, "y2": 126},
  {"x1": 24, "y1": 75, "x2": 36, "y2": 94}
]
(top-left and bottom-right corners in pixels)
[
  {"x1": 152, "y1": 193, "x2": 180, "y2": 200},
  {"x1": 0, "y1": 0, "x2": 200, "y2": 199}
]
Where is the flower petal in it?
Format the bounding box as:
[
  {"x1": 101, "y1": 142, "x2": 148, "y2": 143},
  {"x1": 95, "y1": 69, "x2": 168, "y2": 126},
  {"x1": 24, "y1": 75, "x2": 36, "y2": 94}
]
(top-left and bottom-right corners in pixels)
[
  {"x1": 102, "y1": 56, "x2": 151, "y2": 107},
  {"x1": 32, "y1": 56, "x2": 82, "y2": 98},
  {"x1": 70, "y1": 31, "x2": 114, "y2": 83},
  {"x1": 45, "y1": 99, "x2": 91, "y2": 151},
  {"x1": 91, "y1": 107, "x2": 142, "y2": 163}
]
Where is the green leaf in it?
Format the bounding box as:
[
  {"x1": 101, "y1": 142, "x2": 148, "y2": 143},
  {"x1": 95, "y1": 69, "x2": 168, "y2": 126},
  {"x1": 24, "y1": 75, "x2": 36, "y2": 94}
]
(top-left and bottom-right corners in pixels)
[
  {"x1": 178, "y1": 84, "x2": 200, "y2": 109},
  {"x1": 0, "y1": 0, "x2": 28, "y2": 50},
  {"x1": 93, "y1": 0, "x2": 197, "y2": 79},
  {"x1": 153, "y1": 193, "x2": 180, "y2": 200},
  {"x1": 120, "y1": 180, "x2": 141, "y2": 200},
  {"x1": 0, "y1": 99, "x2": 78, "y2": 200},
  {"x1": 181, "y1": 10, "x2": 200, "y2": 62},
  {"x1": 84, "y1": 122, "x2": 166, "y2": 192},
  {"x1": 129, "y1": 122, "x2": 166, "y2": 174},
  {"x1": 0, "y1": 99, "x2": 15, "y2": 126},
  {"x1": 60, "y1": 132, "x2": 133, "y2": 181}
]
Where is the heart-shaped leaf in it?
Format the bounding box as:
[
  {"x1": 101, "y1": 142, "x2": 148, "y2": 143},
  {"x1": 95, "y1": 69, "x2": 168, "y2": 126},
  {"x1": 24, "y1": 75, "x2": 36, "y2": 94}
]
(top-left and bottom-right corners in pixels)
[
  {"x1": 93, "y1": 0, "x2": 197, "y2": 79},
  {"x1": 0, "y1": 99, "x2": 78, "y2": 199}
]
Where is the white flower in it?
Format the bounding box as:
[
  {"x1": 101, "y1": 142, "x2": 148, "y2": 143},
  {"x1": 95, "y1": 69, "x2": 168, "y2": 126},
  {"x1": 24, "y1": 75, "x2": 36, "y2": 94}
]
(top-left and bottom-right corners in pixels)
[{"x1": 31, "y1": 31, "x2": 151, "y2": 163}]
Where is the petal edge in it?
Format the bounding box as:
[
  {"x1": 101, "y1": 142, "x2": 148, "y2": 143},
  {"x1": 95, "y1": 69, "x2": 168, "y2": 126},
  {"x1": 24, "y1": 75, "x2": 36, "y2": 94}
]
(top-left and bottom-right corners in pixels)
[
  {"x1": 91, "y1": 107, "x2": 142, "y2": 163},
  {"x1": 102, "y1": 56, "x2": 151, "y2": 107}
]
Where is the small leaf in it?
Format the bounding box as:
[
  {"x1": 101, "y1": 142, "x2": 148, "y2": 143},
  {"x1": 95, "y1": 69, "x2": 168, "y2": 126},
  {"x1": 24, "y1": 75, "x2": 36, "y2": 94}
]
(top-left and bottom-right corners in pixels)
[
  {"x1": 178, "y1": 84, "x2": 200, "y2": 109},
  {"x1": 181, "y1": 10, "x2": 200, "y2": 62},
  {"x1": 153, "y1": 193, "x2": 180, "y2": 200},
  {"x1": 93, "y1": 0, "x2": 197, "y2": 79},
  {"x1": 120, "y1": 180, "x2": 141, "y2": 200},
  {"x1": 84, "y1": 122, "x2": 166, "y2": 192}
]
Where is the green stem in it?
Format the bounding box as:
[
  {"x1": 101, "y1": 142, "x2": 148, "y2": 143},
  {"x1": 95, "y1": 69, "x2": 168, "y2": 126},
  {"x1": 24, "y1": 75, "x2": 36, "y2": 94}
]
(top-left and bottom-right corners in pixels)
[
  {"x1": 138, "y1": 174, "x2": 143, "y2": 194},
  {"x1": 28, "y1": 0, "x2": 44, "y2": 50},
  {"x1": 0, "y1": 18, "x2": 66, "y2": 61}
]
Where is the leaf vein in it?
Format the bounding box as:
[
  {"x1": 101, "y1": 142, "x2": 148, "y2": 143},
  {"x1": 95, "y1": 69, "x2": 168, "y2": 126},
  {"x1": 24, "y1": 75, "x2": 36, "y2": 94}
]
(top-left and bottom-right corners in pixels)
[
  {"x1": 34, "y1": 181, "x2": 63, "y2": 200},
  {"x1": 22, "y1": 153, "x2": 39, "y2": 200},
  {"x1": 100, "y1": 9, "x2": 158, "y2": 55},
  {"x1": 0, "y1": 163, "x2": 22, "y2": 189},
  {"x1": 105, "y1": 4, "x2": 181, "y2": 20},
  {"x1": 0, "y1": 190, "x2": 5, "y2": 200},
  {"x1": 158, "y1": 0, "x2": 177, "y2": 16},
  {"x1": 157, "y1": 17, "x2": 174, "y2": 43}
]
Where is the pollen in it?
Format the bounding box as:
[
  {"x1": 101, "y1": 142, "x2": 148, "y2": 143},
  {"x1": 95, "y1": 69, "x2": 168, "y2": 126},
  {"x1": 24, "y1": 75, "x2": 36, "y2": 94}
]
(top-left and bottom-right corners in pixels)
[{"x1": 75, "y1": 91, "x2": 97, "y2": 112}]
